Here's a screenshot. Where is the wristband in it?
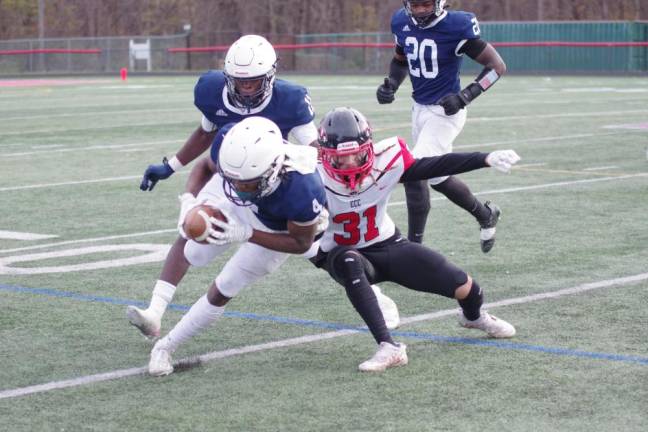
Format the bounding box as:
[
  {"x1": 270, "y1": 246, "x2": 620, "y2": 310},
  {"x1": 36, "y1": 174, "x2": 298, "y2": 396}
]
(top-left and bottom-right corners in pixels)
[
  {"x1": 167, "y1": 156, "x2": 184, "y2": 172},
  {"x1": 476, "y1": 69, "x2": 500, "y2": 91}
]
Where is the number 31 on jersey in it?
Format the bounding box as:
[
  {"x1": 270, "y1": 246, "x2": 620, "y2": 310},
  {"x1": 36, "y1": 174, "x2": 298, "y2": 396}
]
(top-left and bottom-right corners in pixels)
[{"x1": 333, "y1": 205, "x2": 379, "y2": 246}]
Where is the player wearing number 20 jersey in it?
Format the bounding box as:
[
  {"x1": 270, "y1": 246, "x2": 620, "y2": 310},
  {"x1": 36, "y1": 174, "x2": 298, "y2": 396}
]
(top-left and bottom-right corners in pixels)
[
  {"x1": 313, "y1": 107, "x2": 517, "y2": 372},
  {"x1": 377, "y1": 1, "x2": 508, "y2": 253},
  {"x1": 391, "y1": 8, "x2": 480, "y2": 105}
]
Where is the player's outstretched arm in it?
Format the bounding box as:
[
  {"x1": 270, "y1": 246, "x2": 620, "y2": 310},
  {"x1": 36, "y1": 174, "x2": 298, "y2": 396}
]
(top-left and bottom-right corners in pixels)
[
  {"x1": 139, "y1": 126, "x2": 216, "y2": 191},
  {"x1": 438, "y1": 41, "x2": 507, "y2": 116},
  {"x1": 400, "y1": 150, "x2": 520, "y2": 182},
  {"x1": 376, "y1": 53, "x2": 409, "y2": 104}
]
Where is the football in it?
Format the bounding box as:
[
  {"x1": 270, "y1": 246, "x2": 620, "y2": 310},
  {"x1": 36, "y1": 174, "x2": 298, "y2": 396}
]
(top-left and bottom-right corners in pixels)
[{"x1": 183, "y1": 205, "x2": 227, "y2": 243}]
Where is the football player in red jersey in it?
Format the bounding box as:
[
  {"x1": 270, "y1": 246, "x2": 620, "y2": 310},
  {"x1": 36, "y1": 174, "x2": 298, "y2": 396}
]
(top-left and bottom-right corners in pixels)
[
  {"x1": 312, "y1": 107, "x2": 519, "y2": 372},
  {"x1": 377, "y1": 0, "x2": 507, "y2": 252}
]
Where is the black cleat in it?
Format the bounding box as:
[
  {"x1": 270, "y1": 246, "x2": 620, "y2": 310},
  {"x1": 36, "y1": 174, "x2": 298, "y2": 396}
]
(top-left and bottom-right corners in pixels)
[{"x1": 478, "y1": 201, "x2": 501, "y2": 253}]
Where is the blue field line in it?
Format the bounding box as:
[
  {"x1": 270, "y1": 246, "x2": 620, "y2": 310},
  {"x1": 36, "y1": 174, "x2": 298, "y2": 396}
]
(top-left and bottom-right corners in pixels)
[
  {"x1": 392, "y1": 331, "x2": 648, "y2": 366},
  {"x1": 2, "y1": 282, "x2": 648, "y2": 366},
  {"x1": 0, "y1": 283, "x2": 360, "y2": 330}
]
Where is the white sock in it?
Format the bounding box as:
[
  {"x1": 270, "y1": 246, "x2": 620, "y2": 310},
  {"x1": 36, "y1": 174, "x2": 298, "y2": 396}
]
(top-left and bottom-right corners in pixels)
[
  {"x1": 147, "y1": 280, "x2": 176, "y2": 319},
  {"x1": 162, "y1": 294, "x2": 224, "y2": 352}
]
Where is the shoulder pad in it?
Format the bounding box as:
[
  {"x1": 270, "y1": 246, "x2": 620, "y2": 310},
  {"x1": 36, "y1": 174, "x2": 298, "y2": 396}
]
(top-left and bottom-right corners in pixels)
[{"x1": 373, "y1": 137, "x2": 399, "y2": 156}]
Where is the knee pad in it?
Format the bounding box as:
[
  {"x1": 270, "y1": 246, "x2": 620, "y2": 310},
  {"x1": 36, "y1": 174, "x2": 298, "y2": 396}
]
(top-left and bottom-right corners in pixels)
[{"x1": 326, "y1": 246, "x2": 371, "y2": 286}]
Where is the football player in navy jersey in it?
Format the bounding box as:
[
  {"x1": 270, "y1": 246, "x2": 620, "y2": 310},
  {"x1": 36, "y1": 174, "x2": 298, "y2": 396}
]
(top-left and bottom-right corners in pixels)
[
  {"x1": 139, "y1": 34, "x2": 318, "y2": 192},
  {"x1": 313, "y1": 107, "x2": 519, "y2": 372},
  {"x1": 377, "y1": 0, "x2": 507, "y2": 253},
  {"x1": 148, "y1": 117, "x2": 327, "y2": 376}
]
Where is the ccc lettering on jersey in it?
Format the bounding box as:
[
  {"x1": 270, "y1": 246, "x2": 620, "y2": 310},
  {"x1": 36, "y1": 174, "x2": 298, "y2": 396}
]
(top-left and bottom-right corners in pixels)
[{"x1": 333, "y1": 205, "x2": 379, "y2": 246}]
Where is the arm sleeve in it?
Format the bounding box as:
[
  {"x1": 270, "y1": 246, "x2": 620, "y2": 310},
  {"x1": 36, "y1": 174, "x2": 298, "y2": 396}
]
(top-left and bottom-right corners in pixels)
[
  {"x1": 400, "y1": 152, "x2": 490, "y2": 182},
  {"x1": 201, "y1": 115, "x2": 218, "y2": 133},
  {"x1": 458, "y1": 38, "x2": 487, "y2": 58},
  {"x1": 289, "y1": 122, "x2": 318, "y2": 146}
]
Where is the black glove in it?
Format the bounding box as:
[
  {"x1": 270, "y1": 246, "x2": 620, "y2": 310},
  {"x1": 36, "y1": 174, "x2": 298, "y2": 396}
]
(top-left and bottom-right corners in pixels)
[
  {"x1": 140, "y1": 157, "x2": 175, "y2": 191},
  {"x1": 437, "y1": 93, "x2": 467, "y2": 116},
  {"x1": 376, "y1": 78, "x2": 397, "y2": 104},
  {"x1": 438, "y1": 82, "x2": 483, "y2": 116}
]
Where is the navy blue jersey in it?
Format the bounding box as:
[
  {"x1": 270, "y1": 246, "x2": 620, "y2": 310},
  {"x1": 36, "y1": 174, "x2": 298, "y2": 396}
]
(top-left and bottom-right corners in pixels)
[
  {"x1": 251, "y1": 171, "x2": 326, "y2": 231},
  {"x1": 194, "y1": 71, "x2": 315, "y2": 138},
  {"x1": 391, "y1": 9, "x2": 481, "y2": 105},
  {"x1": 209, "y1": 125, "x2": 326, "y2": 231},
  {"x1": 209, "y1": 123, "x2": 235, "y2": 163}
]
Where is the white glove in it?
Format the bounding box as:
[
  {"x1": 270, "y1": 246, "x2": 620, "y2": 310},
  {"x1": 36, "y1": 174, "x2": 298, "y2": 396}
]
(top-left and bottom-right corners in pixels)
[
  {"x1": 177, "y1": 193, "x2": 203, "y2": 239},
  {"x1": 314, "y1": 208, "x2": 330, "y2": 235},
  {"x1": 486, "y1": 150, "x2": 521, "y2": 173},
  {"x1": 206, "y1": 209, "x2": 253, "y2": 245}
]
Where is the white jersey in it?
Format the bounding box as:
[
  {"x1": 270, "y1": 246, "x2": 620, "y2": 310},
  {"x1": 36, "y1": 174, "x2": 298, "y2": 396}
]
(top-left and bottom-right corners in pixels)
[{"x1": 318, "y1": 136, "x2": 415, "y2": 252}]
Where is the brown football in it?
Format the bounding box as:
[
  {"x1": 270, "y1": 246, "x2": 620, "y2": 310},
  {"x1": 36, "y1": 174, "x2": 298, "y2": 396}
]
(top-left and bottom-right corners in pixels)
[{"x1": 183, "y1": 205, "x2": 226, "y2": 243}]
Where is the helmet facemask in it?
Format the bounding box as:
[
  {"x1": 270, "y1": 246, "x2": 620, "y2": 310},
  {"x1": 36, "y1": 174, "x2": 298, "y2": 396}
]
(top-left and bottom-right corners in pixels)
[
  {"x1": 220, "y1": 155, "x2": 284, "y2": 206},
  {"x1": 403, "y1": 0, "x2": 445, "y2": 28},
  {"x1": 224, "y1": 66, "x2": 276, "y2": 111},
  {"x1": 320, "y1": 141, "x2": 374, "y2": 192}
]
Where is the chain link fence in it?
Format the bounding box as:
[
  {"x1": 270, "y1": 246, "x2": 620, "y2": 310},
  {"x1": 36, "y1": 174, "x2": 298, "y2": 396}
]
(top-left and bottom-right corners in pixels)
[{"x1": 1, "y1": 22, "x2": 647, "y2": 76}]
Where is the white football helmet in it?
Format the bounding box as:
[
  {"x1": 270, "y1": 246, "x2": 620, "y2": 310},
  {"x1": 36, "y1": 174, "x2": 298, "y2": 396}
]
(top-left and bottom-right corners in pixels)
[
  {"x1": 224, "y1": 35, "x2": 277, "y2": 111},
  {"x1": 218, "y1": 117, "x2": 286, "y2": 205}
]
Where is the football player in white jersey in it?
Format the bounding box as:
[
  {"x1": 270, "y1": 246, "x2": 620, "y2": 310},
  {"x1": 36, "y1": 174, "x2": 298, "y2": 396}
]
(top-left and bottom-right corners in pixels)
[
  {"x1": 312, "y1": 107, "x2": 519, "y2": 372},
  {"x1": 377, "y1": 1, "x2": 508, "y2": 253},
  {"x1": 128, "y1": 35, "x2": 401, "y2": 338}
]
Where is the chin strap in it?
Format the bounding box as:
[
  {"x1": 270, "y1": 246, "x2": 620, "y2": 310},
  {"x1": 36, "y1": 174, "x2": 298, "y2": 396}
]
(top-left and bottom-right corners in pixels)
[{"x1": 458, "y1": 68, "x2": 501, "y2": 105}]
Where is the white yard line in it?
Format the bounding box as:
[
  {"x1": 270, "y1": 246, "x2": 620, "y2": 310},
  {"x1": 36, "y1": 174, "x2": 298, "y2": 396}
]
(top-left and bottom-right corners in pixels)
[
  {"x1": 583, "y1": 166, "x2": 619, "y2": 171},
  {"x1": 1, "y1": 271, "x2": 646, "y2": 400},
  {"x1": 0, "y1": 229, "x2": 177, "y2": 254},
  {"x1": 1, "y1": 140, "x2": 181, "y2": 158},
  {"x1": 0, "y1": 231, "x2": 58, "y2": 241},
  {"x1": 387, "y1": 173, "x2": 648, "y2": 207},
  {"x1": 0, "y1": 121, "x2": 194, "y2": 137},
  {"x1": 372, "y1": 109, "x2": 648, "y2": 133},
  {"x1": 0, "y1": 175, "x2": 142, "y2": 192},
  {"x1": 0, "y1": 107, "x2": 191, "y2": 122},
  {"x1": 454, "y1": 131, "x2": 634, "y2": 150}
]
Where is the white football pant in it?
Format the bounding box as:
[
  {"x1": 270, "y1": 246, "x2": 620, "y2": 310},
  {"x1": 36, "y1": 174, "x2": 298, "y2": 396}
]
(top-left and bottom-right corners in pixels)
[{"x1": 411, "y1": 103, "x2": 467, "y2": 185}]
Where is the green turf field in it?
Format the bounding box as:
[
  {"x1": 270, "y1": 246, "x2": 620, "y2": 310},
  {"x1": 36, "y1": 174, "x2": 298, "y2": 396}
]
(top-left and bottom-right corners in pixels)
[{"x1": 1, "y1": 74, "x2": 647, "y2": 431}]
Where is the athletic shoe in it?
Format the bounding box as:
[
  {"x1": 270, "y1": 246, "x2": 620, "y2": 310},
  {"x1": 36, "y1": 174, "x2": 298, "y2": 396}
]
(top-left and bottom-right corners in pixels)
[
  {"x1": 478, "y1": 201, "x2": 501, "y2": 253},
  {"x1": 358, "y1": 342, "x2": 408, "y2": 372},
  {"x1": 371, "y1": 285, "x2": 401, "y2": 330},
  {"x1": 149, "y1": 340, "x2": 174, "y2": 376},
  {"x1": 459, "y1": 311, "x2": 516, "y2": 338},
  {"x1": 126, "y1": 306, "x2": 161, "y2": 339}
]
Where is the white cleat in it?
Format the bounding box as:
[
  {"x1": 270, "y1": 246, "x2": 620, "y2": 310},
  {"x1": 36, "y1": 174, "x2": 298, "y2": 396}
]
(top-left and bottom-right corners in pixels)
[
  {"x1": 126, "y1": 306, "x2": 161, "y2": 339},
  {"x1": 459, "y1": 311, "x2": 516, "y2": 338},
  {"x1": 358, "y1": 342, "x2": 408, "y2": 373},
  {"x1": 149, "y1": 340, "x2": 174, "y2": 376},
  {"x1": 371, "y1": 285, "x2": 401, "y2": 330}
]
